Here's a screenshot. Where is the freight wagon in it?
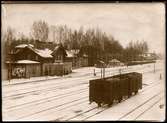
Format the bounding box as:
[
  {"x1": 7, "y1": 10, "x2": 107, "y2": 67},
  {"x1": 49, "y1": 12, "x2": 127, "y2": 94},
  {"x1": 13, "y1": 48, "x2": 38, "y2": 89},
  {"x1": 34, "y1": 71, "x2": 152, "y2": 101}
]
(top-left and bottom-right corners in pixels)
[{"x1": 89, "y1": 72, "x2": 142, "y2": 107}]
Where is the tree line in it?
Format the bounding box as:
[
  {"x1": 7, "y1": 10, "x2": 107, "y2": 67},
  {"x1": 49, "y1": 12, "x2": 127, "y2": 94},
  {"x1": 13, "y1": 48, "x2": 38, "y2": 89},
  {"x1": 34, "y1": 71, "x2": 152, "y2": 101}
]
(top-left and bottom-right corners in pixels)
[{"x1": 3, "y1": 20, "x2": 149, "y2": 65}]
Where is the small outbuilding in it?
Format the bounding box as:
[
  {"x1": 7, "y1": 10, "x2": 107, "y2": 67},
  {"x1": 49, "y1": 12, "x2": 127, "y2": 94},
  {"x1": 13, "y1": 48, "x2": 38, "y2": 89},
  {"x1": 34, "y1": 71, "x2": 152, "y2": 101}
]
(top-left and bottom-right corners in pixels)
[
  {"x1": 6, "y1": 60, "x2": 41, "y2": 79},
  {"x1": 108, "y1": 59, "x2": 123, "y2": 67}
]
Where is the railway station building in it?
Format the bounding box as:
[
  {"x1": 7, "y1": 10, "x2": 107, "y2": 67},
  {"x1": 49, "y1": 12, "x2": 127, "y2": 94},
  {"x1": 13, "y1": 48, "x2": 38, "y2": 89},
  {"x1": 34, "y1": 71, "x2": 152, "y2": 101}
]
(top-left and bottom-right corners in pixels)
[
  {"x1": 5, "y1": 44, "x2": 72, "y2": 79},
  {"x1": 4, "y1": 43, "x2": 89, "y2": 80}
]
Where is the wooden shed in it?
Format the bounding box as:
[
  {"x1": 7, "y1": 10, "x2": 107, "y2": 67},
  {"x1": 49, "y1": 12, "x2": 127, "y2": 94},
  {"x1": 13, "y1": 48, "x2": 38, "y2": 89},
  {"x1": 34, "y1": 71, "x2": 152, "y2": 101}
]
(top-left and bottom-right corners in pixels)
[
  {"x1": 108, "y1": 59, "x2": 121, "y2": 67},
  {"x1": 6, "y1": 60, "x2": 41, "y2": 79},
  {"x1": 42, "y1": 62, "x2": 72, "y2": 76}
]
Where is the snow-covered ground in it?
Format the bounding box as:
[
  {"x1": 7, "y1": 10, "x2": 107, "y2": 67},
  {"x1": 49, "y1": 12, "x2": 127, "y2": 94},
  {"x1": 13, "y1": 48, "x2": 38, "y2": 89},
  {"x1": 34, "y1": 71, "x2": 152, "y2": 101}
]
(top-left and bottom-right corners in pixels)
[{"x1": 2, "y1": 60, "x2": 165, "y2": 121}]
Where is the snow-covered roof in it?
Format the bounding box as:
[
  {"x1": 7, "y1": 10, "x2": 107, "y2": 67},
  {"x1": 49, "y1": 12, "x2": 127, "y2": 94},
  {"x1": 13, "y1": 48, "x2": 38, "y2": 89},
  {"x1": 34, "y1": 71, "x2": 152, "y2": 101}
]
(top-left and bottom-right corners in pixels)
[
  {"x1": 109, "y1": 59, "x2": 120, "y2": 63},
  {"x1": 98, "y1": 60, "x2": 105, "y2": 64},
  {"x1": 54, "y1": 45, "x2": 60, "y2": 51},
  {"x1": 83, "y1": 54, "x2": 88, "y2": 57},
  {"x1": 16, "y1": 60, "x2": 40, "y2": 64},
  {"x1": 53, "y1": 43, "x2": 64, "y2": 51},
  {"x1": 72, "y1": 49, "x2": 80, "y2": 54},
  {"x1": 15, "y1": 44, "x2": 53, "y2": 58},
  {"x1": 15, "y1": 44, "x2": 34, "y2": 48},
  {"x1": 66, "y1": 51, "x2": 73, "y2": 57},
  {"x1": 5, "y1": 61, "x2": 12, "y2": 64},
  {"x1": 35, "y1": 48, "x2": 53, "y2": 58},
  {"x1": 66, "y1": 50, "x2": 80, "y2": 58}
]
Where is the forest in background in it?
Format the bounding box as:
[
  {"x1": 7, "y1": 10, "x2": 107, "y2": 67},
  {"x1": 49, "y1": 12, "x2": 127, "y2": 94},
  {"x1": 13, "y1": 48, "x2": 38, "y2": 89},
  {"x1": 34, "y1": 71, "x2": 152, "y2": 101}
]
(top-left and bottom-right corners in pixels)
[{"x1": 2, "y1": 20, "x2": 155, "y2": 66}]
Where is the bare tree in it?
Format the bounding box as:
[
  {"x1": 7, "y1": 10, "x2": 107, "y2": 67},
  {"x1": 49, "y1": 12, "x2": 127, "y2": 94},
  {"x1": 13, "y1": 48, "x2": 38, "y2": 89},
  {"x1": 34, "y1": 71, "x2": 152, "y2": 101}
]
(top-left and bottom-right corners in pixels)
[
  {"x1": 52, "y1": 25, "x2": 71, "y2": 44},
  {"x1": 3, "y1": 26, "x2": 16, "y2": 52},
  {"x1": 141, "y1": 41, "x2": 149, "y2": 54},
  {"x1": 49, "y1": 25, "x2": 57, "y2": 43},
  {"x1": 125, "y1": 40, "x2": 149, "y2": 61},
  {"x1": 2, "y1": 26, "x2": 16, "y2": 65},
  {"x1": 31, "y1": 20, "x2": 49, "y2": 41},
  {"x1": 3, "y1": 27, "x2": 15, "y2": 44}
]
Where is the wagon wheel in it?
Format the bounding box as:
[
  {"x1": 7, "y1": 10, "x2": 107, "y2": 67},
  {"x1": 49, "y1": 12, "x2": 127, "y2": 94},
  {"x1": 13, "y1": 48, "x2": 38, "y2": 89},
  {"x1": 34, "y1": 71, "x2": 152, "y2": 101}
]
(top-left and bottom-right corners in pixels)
[
  {"x1": 108, "y1": 102, "x2": 113, "y2": 107},
  {"x1": 118, "y1": 97, "x2": 122, "y2": 103},
  {"x1": 135, "y1": 90, "x2": 138, "y2": 94},
  {"x1": 128, "y1": 93, "x2": 132, "y2": 98},
  {"x1": 98, "y1": 103, "x2": 102, "y2": 107}
]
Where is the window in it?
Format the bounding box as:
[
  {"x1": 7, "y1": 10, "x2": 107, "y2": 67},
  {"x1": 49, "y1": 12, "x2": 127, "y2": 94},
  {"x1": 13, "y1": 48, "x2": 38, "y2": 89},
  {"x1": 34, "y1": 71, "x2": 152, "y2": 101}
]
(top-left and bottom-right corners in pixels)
[
  {"x1": 35, "y1": 56, "x2": 38, "y2": 61},
  {"x1": 27, "y1": 54, "x2": 31, "y2": 59}
]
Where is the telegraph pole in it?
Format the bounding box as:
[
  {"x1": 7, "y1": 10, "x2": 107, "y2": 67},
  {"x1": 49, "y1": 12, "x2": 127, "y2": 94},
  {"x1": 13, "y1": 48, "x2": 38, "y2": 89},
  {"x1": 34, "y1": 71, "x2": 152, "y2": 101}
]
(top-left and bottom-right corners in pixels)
[
  {"x1": 94, "y1": 64, "x2": 96, "y2": 76},
  {"x1": 153, "y1": 50, "x2": 156, "y2": 73},
  {"x1": 8, "y1": 62, "x2": 11, "y2": 83},
  {"x1": 101, "y1": 67, "x2": 102, "y2": 79},
  {"x1": 119, "y1": 68, "x2": 121, "y2": 76},
  {"x1": 103, "y1": 67, "x2": 105, "y2": 78},
  {"x1": 154, "y1": 62, "x2": 155, "y2": 73}
]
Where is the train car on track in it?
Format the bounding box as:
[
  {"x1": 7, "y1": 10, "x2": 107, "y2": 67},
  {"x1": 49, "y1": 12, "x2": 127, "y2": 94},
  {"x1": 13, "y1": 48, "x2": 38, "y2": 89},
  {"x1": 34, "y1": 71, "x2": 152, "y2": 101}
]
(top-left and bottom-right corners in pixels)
[{"x1": 89, "y1": 72, "x2": 142, "y2": 107}]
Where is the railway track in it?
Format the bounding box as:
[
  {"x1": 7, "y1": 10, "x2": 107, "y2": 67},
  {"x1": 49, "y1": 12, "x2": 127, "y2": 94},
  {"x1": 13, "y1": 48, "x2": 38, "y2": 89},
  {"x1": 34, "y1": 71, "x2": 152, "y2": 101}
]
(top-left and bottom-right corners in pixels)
[
  {"x1": 3, "y1": 75, "x2": 95, "y2": 96},
  {"x1": 5, "y1": 87, "x2": 88, "y2": 110},
  {"x1": 3, "y1": 69, "x2": 119, "y2": 97},
  {"x1": 3, "y1": 66, "x2": 160, "y2": 111},
  {"x1": 3, "y1": 78, "x2": 90, "y2": 99},
  {"x1": 8, "y1": 78, "x2": 162, "y2": 121},
  {"x1": 3, "y1": 67, "x2": 120, "y2": 87},
  {"x1": 3, "y1": 91, "x2": 89, "y2": 120},
  {"x1": 118, "y1": 92, "x2": 164, "y2": 120},
  {"x1": 4, "y1": 78, "x2": 161, "y2": 120},
  {"x1": 48, "y1": 80, "x2": 163, "y2": 121},
  {"x1": 3, "y1": 63, "x2": 151, "y2": 91},
  {"x1": 2, "y1": 66, "x2": 162, "y2": 108},
  {"x1": 59, "y1": 82, "x2": 163, "y2": 121},
  {"x1": 4, "y1": 75, "x2": 161, "y2": 113},
  {"x1": 3, "y1": 64, "x2": 158, "y2": 99},
  {"x1": 3, "y1": 64, "x2": 164, "y2": 121},
  {"x1": 134, "y1": 98, "x2": 163, "y2": 120}
]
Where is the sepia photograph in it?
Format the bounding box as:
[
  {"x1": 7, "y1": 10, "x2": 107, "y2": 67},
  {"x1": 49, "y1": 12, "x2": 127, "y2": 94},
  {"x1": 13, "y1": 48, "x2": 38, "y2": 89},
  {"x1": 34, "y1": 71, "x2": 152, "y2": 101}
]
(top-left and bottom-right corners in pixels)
[{"x1": 1, "y1": 2, "x2": 166, "y2": 121}]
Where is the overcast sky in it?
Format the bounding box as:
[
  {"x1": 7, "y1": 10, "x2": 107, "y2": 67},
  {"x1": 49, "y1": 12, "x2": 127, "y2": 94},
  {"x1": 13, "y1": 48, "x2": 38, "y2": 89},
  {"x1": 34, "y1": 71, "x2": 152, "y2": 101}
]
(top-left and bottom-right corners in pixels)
[{"x1": 2, "y1": 3, "x2": 165, "y2": 53}]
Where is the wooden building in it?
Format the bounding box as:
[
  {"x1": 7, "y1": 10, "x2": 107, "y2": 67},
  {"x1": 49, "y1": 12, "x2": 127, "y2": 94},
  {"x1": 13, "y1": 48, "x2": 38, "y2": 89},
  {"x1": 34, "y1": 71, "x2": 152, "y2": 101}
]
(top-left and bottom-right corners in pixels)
[
  {"x1": 108, "y1": 59, "x2": 124, "y2": 67},
  {"x1": 51, "y1": 44, "x2": 67, "y2": 63},
  {"x1": 6, "y1": 60, "x2": 41, "y2": 79},
  {"x1": 3, "y1": 43, "x2": 91, "y2": 80},
  {"x1": 4, "y1": 44, "x2": 72, "y2": 80},
  {"x1": 13, "y1": 45, "x2": 53, "y2": 63},
  {"x1": 66, "y1": 50, "x2": 88, "y2": 68},
  {"x1": 42, "y1": 62, "x2": 72, "y2": 76},
  {"x1": 79, "y1": 54, "x2": 88, "y2": 67}
]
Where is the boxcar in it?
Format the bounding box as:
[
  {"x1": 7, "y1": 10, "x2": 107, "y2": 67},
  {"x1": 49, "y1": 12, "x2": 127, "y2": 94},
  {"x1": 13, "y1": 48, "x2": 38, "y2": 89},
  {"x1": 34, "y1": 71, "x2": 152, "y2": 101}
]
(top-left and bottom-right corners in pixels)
[{"x1": 89, "y1": 72, "x2": 142, "y2": 107}]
